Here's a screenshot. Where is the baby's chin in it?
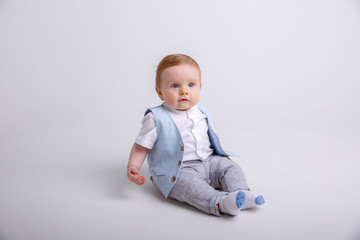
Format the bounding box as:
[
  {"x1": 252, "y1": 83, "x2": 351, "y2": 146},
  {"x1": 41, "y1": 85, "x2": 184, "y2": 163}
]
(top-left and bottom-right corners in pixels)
[
  {"x1": 175, "y1": 108, "x2": 190, "y2": 111},
  {"x1": 165, "y1": 100, "x2": 197, "y2": 111},
  {"x1": 175, "y1": 103, "x2": 195, "y2": 111}
]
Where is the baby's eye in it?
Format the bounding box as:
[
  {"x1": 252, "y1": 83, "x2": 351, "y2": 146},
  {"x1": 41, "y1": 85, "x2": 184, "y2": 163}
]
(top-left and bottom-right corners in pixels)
[
  {"x1": 188, "y1": 83, "x2": 194, "y2": 87},
  {"x1": 171, "y1": 84, "x2": 179, "y2": 88}
]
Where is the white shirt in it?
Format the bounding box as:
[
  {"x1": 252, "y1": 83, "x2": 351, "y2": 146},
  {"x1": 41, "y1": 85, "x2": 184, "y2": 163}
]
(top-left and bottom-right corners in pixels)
[{"x1": 135, "y1": 103, "x2": 214, "y2": 161}]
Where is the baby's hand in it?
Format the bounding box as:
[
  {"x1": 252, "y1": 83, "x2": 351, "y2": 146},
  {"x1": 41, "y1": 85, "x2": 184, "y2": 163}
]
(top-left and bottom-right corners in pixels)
[{"x1": 127, "y1": 165, "x2": 146, "y2": 185}]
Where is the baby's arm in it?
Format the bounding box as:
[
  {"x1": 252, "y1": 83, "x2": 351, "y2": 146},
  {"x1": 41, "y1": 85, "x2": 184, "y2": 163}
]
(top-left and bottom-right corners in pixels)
[{"x1": 127, "y1": 143, "x2": 149, "y2": 185}]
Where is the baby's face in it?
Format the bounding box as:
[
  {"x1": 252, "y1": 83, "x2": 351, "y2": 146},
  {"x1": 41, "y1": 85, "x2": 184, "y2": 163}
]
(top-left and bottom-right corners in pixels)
[{"x1": 156, "y1": 64, "x2": 201, "y2": 111}]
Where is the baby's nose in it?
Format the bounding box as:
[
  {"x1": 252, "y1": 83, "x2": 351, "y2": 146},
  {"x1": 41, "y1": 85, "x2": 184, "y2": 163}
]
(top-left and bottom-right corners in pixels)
[{"x1": 179, "y1": 87, "x2": 189, "y2": 95}]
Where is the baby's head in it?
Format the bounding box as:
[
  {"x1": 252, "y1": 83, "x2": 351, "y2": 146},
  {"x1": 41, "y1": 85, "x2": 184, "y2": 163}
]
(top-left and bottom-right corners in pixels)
[{"x1": 155, "y1": 54, "x2": 201, "y2": 111}]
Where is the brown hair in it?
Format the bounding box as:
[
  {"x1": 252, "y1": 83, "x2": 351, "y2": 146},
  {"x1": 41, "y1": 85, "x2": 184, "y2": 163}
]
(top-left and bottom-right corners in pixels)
[{"x1": 155, "y1": 54, "x2": 201, "y2": 88}]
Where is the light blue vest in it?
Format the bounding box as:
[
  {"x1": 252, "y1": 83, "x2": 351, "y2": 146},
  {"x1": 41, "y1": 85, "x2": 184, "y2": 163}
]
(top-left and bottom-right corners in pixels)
[{"x1": 145, "y1": 102, "x2": 230, "y2": 198}]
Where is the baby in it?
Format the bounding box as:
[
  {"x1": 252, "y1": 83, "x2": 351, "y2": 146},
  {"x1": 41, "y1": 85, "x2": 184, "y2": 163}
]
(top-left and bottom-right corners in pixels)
[{"x1": 127, "y1": 54, "x2": 265, "y2": 216}]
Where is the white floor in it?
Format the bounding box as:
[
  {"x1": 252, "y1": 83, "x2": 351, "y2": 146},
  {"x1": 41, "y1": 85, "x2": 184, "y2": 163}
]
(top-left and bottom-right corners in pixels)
[
  {"x1": 1, "y1": 1, "x2": 360, "y2": 239},
  {"x1": 1, "y1": 123, "x2": 359, "y2": 240}
]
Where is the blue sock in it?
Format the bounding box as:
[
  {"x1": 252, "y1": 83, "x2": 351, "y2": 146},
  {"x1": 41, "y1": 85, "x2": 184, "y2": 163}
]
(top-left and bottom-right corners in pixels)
[
  {"x1": 236, "y1": 190, "x2": 246, "y2": 208},
  {"x1": 241, "y1": 190, "x2": 265, "y2": 209},
  {"x1": 255, "y1": 195, "x2": 265, "y2": 205},
  {"x1": 220, "y1": 190, "x2": 265, "y2": 215}
]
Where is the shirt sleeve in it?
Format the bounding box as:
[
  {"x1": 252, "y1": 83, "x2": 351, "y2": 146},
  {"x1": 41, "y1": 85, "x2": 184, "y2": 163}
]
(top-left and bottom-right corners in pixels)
[{"x1": 135, "y1": 112, "x2": 157, "y2": 149}]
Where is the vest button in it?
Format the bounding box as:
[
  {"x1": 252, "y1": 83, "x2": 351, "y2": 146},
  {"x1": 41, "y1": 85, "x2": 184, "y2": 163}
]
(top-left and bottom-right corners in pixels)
[
  {"x1": 181, "y1": 146, "x2": 184, "y2": 151},
  {"x1": 171, "y1": 176, "x2": 176, "y2": 182},
  {"x1": 177, "y1": 161, "x2": 181, "y2": 166}
]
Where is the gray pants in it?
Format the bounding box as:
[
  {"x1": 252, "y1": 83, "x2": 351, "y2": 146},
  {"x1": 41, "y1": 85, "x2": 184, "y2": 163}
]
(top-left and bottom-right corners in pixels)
[{"x1": 168, "y1": 155, "x2": 249, "y2": 216}]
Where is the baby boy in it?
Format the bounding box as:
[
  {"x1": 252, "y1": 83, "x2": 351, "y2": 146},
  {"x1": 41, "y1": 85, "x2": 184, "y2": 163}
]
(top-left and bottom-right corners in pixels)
[{"x1": 127, "y1": 54, "x2": 265, "y2": 216}]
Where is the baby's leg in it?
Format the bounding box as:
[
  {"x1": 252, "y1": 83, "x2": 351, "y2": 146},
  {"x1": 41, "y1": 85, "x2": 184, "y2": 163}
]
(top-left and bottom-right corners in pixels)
[
  {"x1": 207, "y1": 155, "x2": 249, "y2": 192},
  {"x1": 168, "y1": 160, "x2": 227, "y2": 216},
  {"x1": 207, "y1": 155, "x2": 265, "y2": 215}
]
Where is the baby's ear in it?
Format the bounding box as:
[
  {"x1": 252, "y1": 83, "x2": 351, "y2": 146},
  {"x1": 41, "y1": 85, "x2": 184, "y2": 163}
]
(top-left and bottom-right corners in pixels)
[{"x1": 155, "y1": 87, "x2": 164, "y2": 101}]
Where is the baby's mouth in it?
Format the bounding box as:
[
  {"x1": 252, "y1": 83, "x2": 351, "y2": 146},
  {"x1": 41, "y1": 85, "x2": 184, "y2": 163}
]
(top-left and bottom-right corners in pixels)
[{"x1": 179, "y1": 98, "x2": 189, "y2": 102}]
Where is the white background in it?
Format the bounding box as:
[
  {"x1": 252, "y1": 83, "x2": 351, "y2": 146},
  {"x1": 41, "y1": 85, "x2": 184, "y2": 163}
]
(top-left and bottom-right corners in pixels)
[{"x1": 1, "y1": 0, "x2": 360, "y2": 239}]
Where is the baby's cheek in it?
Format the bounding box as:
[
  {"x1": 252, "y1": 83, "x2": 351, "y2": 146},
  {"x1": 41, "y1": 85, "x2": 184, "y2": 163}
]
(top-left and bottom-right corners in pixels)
[{"x1": 168, "y1": 88, "x2": 178, "y2": 93}]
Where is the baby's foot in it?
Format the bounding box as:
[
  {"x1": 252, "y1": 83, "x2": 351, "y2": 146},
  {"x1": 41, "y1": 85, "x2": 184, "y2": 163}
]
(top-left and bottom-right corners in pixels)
[
  {"x1": 220, "y1": 190, "x2": 265, "y2": 215},
  {"x1": 237, "y1": 190, "x2": 265, "y2": 209}
]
